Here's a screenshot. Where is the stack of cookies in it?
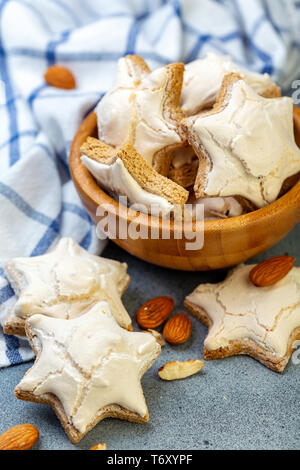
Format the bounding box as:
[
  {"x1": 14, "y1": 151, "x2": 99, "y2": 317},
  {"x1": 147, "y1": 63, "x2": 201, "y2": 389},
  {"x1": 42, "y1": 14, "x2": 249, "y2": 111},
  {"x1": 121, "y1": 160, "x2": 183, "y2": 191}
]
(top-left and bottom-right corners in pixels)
[
  {"x1": 3, "y1": 238, "x2": 161, "y2": 443},
  {"x1": 81, "y1": 53, "x2": 300, "y2": 221}
]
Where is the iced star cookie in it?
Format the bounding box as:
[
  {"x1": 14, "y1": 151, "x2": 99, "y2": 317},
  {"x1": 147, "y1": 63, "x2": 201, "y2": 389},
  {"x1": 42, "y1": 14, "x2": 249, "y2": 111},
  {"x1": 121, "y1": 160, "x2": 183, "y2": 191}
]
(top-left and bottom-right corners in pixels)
[
  {"x1": 81, "y1": 137, "x2": 189, "y2": 219},
  {"x1": 181, "y1": 73, "x2": 300, "y2": 208},
  {"x1": 15, "y1": 302, "x2": 161, "y2": 443},
  {"x1": 184, "y1": 263, "x2": 300, "y2": 372},
  {"x1": 96, "y1": 55, "x2": 185, "y2": 176},
  {"x1": 168, "y1": 146, "x2": 199, "y2": 188},
  {"x1": 181, "y1": 52, "x2": 281, "y2": 116},
  {"x1": 4, "y1": 238, "x2": 131, "y2": 336}
]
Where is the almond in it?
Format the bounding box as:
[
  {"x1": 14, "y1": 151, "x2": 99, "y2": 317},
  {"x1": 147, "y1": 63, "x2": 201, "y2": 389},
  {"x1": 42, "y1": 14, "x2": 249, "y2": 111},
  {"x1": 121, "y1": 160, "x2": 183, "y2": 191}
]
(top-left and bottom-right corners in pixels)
[
  {"x1": 0, "y1": 424, "x2": 39, "y2": 450},
  {"x1": 163, "y1": 313, "x2": 191, "y2": 344},
  {"x1": 249, "y1": 255, "x2": 295, "y2": 287},
  {"x1": 90, "y1": 443, "x2": 107, "y2": 450},
  {"x1": 136, "y1": 296, "x2": 174, "y2": 329},
  {"x1": 44, "y1": 65, "x2": 76, "y2": 89},
  {"x1": 158, "y1": 360, "x2": 204, "y2": 381},
  {"x1": 147, "y1": 329, "x2": 165, "y2": 346}
]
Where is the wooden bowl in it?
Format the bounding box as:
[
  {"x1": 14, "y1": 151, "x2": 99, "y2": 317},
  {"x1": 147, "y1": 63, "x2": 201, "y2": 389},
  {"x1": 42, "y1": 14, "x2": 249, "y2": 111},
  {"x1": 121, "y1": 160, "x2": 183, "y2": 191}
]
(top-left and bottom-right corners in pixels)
[{"x1": 70, "y1": 106, "x2": 300, "y2": 271}]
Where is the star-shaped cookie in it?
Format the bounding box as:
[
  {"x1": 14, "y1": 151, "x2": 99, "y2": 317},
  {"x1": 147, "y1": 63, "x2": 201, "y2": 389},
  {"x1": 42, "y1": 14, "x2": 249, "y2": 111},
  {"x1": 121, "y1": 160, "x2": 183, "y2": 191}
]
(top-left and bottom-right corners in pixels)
[
  {"x1": 181, "y1": 73, "x2": 300, "y2": 208},
  {"x1": 15, "y1": 302, "x2": 161, "y2": 443},
  {"x1": 181, "y1": 52, "x2": 281, "y2": 116},
  {"x1": 80, "y1": 137, "x2": 188, "y2": 219},
  {"x1": 96, "y1": 55, "x2": 185, "y2": 176},
  {"x1": 4, "y1": 237, "x2": 131, "y2": 335},
  {"x1": 184, "y1": 264, "x2": 300, "y2": 372}
]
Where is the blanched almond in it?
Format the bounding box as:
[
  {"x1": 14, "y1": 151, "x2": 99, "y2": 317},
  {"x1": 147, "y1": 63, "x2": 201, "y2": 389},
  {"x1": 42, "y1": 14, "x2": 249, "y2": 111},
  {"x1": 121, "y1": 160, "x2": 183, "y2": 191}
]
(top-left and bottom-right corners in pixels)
[
  {"x1": 158, "y1": 360, "x2": 204, "y2": 381},
  {"x1": 147, "y1": 329, "x2": 165, "y2": 346}
]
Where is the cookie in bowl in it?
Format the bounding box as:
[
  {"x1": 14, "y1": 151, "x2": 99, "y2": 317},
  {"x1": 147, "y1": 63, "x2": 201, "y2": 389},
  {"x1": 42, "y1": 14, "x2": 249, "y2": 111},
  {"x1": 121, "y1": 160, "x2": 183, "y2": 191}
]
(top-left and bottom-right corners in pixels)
[
  {"x1": 81, "y1": 137, "x2": 189, "y2": 220},
  {"x1": 96, "y1": 55, "x2": 186, "y2": 176},
  {"x1": 181, "y1": 52, "x2": 281, "y2": 116},
  {"x1": 181, "y1": 73, "x2": 300, "y2": 208}
]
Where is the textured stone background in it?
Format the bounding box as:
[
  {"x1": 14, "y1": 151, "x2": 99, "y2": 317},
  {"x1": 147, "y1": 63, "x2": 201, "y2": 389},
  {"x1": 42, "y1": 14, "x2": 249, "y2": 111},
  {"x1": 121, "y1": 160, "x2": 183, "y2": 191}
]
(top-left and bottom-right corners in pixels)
[{"x1": 0, "y1": 227, "x2": 299, "y2": 450}]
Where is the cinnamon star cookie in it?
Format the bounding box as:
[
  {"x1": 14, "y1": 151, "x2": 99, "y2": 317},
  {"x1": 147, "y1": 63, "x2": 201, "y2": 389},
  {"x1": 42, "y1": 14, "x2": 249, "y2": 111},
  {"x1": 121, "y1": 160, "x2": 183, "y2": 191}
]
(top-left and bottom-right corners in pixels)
[
  {"x1": 181, "y1": 52, "x2": 281, "y2": 116},
  {"x1": 15, "y1": 302, "x2": 161, "y2": 443},
  {"x1": 184, "y1": 264, "x2": 300, "y2": 372},
  {"x1": 181, "y1": 73, "x2": 300, "y2": 208},
  {"x1": 4, "y1": 238, "x2": 131, "y2": 335},
  {"x1": 96, "y1": 55, "x2": 185, "y2": 176},
  {"x1": 81, "y1": 137, "x2": 188, "y2": 219}
]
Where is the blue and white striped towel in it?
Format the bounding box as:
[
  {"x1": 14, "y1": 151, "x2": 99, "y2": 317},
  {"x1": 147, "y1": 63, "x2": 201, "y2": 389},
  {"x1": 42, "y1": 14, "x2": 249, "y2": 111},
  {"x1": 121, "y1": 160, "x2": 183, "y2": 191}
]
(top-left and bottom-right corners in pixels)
[{"x1": 0, "y1": 0, "x2": 299, "y2": 368}]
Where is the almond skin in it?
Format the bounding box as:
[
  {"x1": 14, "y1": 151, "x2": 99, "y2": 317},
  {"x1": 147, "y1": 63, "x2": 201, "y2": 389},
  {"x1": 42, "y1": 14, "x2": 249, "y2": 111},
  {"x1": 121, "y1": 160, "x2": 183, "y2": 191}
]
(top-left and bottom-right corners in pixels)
[
  {"x1": 249, "y1": 255, "x2": 295, "y2": 287},
  {"x1": 136, "y1": 296, "x2": 174, "y2": 329},
  {"x1": 0, "y1": 424, "x2": 39, "y2": 450},
  {"x1": 158, "y1": 360, "x2": 204, "y2": 381},
  {"x1": 163, "y1": 313, "x2": 191, "y2": 344},
  {"x1": 44, "y1": 65, "x2": 76, "y2": 89},
  {"x1": 90, "y1": 443, "x2": 107, "y2": 450}
]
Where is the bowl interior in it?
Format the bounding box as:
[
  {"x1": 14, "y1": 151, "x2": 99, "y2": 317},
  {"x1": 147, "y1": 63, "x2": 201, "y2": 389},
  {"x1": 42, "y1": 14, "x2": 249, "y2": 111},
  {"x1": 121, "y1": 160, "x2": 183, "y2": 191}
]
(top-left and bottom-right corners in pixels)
[{"x1": 71, "y1": 106, "x2": 300, "y2": 234}]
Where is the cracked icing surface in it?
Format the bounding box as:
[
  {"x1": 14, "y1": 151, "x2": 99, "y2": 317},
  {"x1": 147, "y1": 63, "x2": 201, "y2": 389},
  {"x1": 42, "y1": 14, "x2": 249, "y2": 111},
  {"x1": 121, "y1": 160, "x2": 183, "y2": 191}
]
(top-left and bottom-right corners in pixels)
[
  {"x1": 81, "y1": 154, "x2": 175, "y2": 218},
  {"x1": 4, "y1": 237, "x2": 131, "y2": 329},
  {"x1": 96, "y1": 56, "x2": 183, "y2": 169},
  {"x1": 181, "y1": 52, "x2": 279, "y2": 115},
  {"x1": 17, "y1": 302, "x2": 160, "y2": 434},
  {"x1": 186, "y1": 264, "x2": 300, "y2": 357},
  {"x1": 188, "y1": 79, "x2": 300, "y2": 207}
]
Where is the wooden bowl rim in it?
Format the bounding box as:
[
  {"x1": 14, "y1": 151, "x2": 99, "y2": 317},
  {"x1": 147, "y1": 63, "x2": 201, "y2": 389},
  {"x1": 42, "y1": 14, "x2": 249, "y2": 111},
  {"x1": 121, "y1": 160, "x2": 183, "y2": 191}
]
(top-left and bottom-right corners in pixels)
[{"x1": 70, "y1": 106, "x2": 300, "y2": 234}]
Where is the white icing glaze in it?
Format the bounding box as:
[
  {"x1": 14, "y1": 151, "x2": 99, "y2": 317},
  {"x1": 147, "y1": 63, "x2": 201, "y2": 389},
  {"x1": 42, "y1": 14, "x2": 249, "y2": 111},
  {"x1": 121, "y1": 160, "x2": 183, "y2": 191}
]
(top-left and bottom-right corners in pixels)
[
  {"x1": 18, "y1": 302, "x2": 160, "y2": 433},
  {"x1": 186, "y1": 264, "x2": 300, "y2": 357},
  {"x1": 81, "y1": 154, "x2": 178, "y2": 219},
  {"x1": 96, "y1": 57, "x2": 182, "y2": 167},
  {"x1": 5, "y1": 238, "x2": 131, "y2": 329},
  {"x1": 190, "y1": 80, "x2": 300, "y2": 207},
  {"x1": 192, "y1": 197, "x2": 243, "y2": 220},
  {"x1": 181, "y1": 52, "x2": 277, "y2": 115}
]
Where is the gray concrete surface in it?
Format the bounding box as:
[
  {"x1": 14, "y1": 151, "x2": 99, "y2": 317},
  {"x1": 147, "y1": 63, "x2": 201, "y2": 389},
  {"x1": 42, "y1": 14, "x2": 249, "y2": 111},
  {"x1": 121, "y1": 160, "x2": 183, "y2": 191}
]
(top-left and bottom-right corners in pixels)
[{"x1": 0, "y1": 227, "x2": 299, "y2": 450}]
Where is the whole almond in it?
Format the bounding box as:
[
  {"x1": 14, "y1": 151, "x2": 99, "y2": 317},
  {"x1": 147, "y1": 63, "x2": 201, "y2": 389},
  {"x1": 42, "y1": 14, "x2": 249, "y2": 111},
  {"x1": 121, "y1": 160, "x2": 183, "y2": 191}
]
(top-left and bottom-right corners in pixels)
[
  {"x1": 90, "y1": 443, "x2": 107, "y2": 450},
  {"x1": 44, "y1": 65, "x2": 76, "y2": 89},
  {"x1": 136, "y1": 296, "x2": 174, "y2": 329},
  {"x1": 249, "y1": 255, "x2": 295, "y2": 287},
  {"x1": 163, "y1": 313, "x2": 191, "y2": 344},
  {"x1": 158, "y1": 360, "x2": 204, "y2": 381},
  {"x1": 0, "y1": 424, "x2": 39, "y2": 450}
]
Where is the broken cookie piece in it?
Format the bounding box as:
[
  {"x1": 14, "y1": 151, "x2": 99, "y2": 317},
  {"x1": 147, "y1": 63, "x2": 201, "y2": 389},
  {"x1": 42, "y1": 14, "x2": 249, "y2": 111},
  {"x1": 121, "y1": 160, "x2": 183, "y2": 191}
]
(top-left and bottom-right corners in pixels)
[
  {"x1": 184, "y1": 263, "x2": 300, "y2": 372},
  {"x1": 181, "y1": 73, "x2": 300, "y2": 208},
  {"x1": 181, "y1": 52, "x2": 281, "y2": 116},
  {"x1": 15, "y1": 302, "x2": 161, "y2": 443},
  {"x1": 96, "y1": 55, "x2": 185, "y2": 176},
  {"x1": 4, "y1": 237, "x2": 131, "y2": 335},
  {"x1": 81, "y1": 137, "x2": 189, "y2": 219}
]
